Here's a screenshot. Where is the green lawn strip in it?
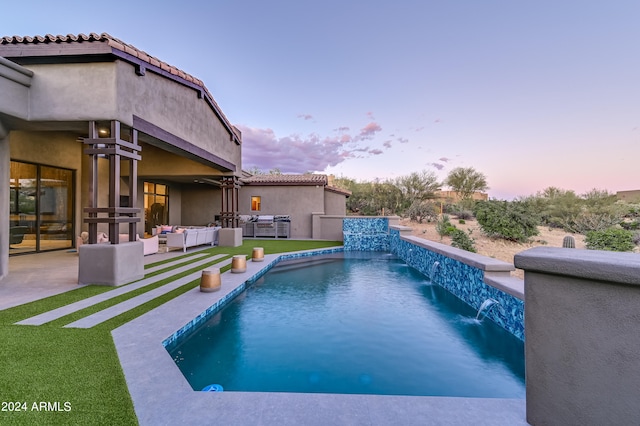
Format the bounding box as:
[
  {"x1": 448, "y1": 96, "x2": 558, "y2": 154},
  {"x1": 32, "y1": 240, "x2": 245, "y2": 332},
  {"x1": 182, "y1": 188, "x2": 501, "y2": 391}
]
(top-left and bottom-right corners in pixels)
[
  {"x1": 45, "y1": 255, "x2": 234, "y2": 328},
  {"x1": 0, "y1": 326, "x2": 137, "y2": 426},
  {"x1": 0, "y1": 286, "x2": 113, "y2": 326},
  {"x1": 0, "y1": 253, "x2": 215, "y2": 325}
]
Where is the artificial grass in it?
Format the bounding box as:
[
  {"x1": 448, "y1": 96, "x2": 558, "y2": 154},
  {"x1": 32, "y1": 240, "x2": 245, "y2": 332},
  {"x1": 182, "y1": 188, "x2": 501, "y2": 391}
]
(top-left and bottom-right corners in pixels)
[
  {"x1": 0, "y1": 326, "x2": 136, "y2": 426},
  {"x1": 1, "y1": 240, "x2": 341, "y2": 425}
]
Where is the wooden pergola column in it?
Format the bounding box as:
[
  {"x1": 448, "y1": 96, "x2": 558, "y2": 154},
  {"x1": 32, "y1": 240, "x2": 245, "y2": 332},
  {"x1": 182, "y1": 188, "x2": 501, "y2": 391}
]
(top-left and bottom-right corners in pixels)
[
  {"x1": 83, "y1": 120, "x2": 141, "y2": 244},
  {"x1": 220, "y1": 175, "x2": 240, "y2": 228}
]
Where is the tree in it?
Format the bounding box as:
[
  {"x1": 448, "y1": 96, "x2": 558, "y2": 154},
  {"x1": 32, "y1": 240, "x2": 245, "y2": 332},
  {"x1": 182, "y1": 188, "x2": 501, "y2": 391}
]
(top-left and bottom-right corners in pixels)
[
  {"x1": 395, "y1": 170, "x2": 441, "y2": 211},
  {"x1": 444, "y1": 167, "x2": 488, "y2": 206}
]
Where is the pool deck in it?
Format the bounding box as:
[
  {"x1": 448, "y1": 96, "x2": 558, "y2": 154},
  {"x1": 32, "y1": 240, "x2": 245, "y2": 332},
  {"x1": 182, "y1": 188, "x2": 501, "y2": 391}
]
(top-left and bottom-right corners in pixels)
[
  {"x1": 112, "y1": 249, "x2": 528, "y2": 425},
  {"x1": 2, "y1": 247, "x2": 528, "y2": 425}
]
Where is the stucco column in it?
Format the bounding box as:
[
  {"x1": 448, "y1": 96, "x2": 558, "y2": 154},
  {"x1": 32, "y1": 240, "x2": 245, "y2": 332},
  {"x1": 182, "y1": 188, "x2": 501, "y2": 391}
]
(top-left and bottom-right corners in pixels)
[
  {"x1": 515, "y1": 247, "x2": 640, "y2": 425},
  {"x1": 0, "y1": 121, "x2": 9, "y2": 281}
]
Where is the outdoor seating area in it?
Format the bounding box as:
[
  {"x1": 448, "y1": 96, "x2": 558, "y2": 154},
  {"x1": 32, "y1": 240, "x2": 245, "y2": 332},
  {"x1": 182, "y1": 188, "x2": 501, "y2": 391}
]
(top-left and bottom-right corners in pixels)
[{"x1": 153, "y1": 226, "x2": 221, "y2": 252}]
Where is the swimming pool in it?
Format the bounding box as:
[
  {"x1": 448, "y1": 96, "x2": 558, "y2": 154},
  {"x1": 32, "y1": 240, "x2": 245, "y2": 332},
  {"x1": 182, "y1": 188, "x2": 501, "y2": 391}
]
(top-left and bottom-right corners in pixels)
[{"x1": 167, "y1": 252, "x2": 524, "y2": 398}]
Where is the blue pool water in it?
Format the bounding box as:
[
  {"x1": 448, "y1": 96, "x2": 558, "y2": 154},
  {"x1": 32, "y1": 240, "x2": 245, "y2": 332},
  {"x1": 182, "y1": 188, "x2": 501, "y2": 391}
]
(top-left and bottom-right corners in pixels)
[{"x1": 168, "y1": 252, "x2": 525, "y2": 397}]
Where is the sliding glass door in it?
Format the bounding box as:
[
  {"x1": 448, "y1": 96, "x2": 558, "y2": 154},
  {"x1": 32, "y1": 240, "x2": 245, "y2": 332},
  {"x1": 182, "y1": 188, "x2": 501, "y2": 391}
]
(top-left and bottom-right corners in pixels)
[{"x1": 9, "y1": 161, "x2": 74, "y2": 254}]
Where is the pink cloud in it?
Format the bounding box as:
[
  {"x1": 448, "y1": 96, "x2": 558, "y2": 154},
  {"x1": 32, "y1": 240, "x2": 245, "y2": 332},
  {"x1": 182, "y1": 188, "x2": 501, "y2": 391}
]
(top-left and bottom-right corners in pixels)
[
  {"x1": 238, "y1": 125, "x2": 384, "y2": 173},
  {"x1": 383, "y1": 140, "x2": 392, "y2": 148},
  {"x1": 356, "y1": 122, "x2": 382, "y2": 140}
]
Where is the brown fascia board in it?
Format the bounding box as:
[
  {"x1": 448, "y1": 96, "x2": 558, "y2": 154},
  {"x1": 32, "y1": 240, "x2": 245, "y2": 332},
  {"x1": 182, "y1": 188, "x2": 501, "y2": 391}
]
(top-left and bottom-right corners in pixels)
[
  {"x1": 325, "y1": 186, "x2": 352, "y2": 197},
  {"x1": 133, "y1": 115, "x2": 236, "y2": 172},
  {"x1": 242, "y1": 181, "x2": 321, "y2": 186},
  {"x1": 0, "y1": 41, "x2": 240, "y2": 146}
]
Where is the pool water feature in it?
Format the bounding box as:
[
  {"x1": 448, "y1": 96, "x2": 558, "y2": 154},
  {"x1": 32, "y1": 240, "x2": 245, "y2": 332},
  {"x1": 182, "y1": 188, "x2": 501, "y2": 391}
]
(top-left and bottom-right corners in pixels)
[{"x1": 168, "y1": 252, "x2": 525, "y2": 397}]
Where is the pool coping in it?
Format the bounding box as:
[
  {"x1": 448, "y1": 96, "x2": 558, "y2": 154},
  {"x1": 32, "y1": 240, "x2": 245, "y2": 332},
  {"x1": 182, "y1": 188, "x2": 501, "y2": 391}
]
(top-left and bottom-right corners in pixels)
[{"x1": 112, "y1": 247, "x2": 527, "y2": 425}]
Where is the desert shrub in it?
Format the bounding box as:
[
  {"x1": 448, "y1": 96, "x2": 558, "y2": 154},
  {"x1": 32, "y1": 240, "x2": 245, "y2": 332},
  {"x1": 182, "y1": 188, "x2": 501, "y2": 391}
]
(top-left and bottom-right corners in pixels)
[
  {"x1": 620, "y1": 220, "x2": 640, "y2": 231},
  {"x1": 585, "y1": 228, "x2": 635, "y2": 252},
  {"x1": 442, "y1": 203, "x2": 458, "y2": 215},
  {"x1": 453, "y1": 209, "x2": 474, "y2": 220},
  {"x1": 624, "y1": 204, "x2": 640, "y2": 218},
  {"x1": 473, "y1": 200, "x2": 540, "y2": 242},
  {"x1": 435, "y1": 214, "x2": 457, "y2": 238},
  {"x1": 451, "y1": 228, "x2": 476, "y2": 252},
  {"x1": 458, "y1": 219, "x2": 466, "y2": 224},
  {"x1": 562, "y1": 210, "x2": 625, "y2": 234},
  {"x1": 405, "y1": 200, "x2": 439, "y2": 223},
  {"x1": 633, "y1": 232, "x2": 640, "y2": 247}
]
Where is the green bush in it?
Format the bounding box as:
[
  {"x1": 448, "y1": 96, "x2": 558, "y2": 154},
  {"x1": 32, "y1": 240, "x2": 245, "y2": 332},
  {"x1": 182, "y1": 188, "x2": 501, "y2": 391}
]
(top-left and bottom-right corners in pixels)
[
  {"x1": 436, "y1": 214, "x2": 457, "y2": 238},
  {"x1": 405, "y1": 200, "x2": 439, "y2": 223},
  {"x1": 621, "y1": 220, "x2": 640, "y2": 231},
  {"x1": 473, "y1": 200, "x2": 540, "y2": 242},
  {"x1": 451, "y1": 228, "x2": 476, "y2": 252},
  {"x1": 585, "y1": 228, "x2": 635, "y2": 251},
  {"x1": 562, "y1": 209, "x2": 625, "y2": 234}
]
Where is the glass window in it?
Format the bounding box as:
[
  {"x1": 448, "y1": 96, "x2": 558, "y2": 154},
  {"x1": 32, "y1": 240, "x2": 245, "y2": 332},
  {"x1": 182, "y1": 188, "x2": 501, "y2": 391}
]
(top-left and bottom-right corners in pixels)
[
  {"x1": 251, "y1": 196, "x2": 261, "y2": 211},
  {"x1": 144, "y1": 182, "x2": 169, "y2": 235}
]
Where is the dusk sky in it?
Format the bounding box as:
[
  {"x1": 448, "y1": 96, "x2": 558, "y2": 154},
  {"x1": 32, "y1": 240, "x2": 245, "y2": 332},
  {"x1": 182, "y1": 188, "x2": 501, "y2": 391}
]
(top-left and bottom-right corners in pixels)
[{"x1": 3, "y1": 1, "x2": 639, "y2": 199}]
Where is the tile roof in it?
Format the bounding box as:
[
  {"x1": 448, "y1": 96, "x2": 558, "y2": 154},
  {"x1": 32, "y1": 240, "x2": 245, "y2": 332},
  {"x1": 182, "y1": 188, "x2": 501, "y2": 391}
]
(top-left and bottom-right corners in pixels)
[
  {"x1": 0, "y1": 32, "x2": 238, "y2": 143},
  {"x1": 1, "y1": 32, "x2": 203, "y2": 85},
  {"x1": 242, "y1": 174, "x2": 328, "y2": 185},
  {"x1": 241, "y1": 173, "x2": 351, "y2": 196}
]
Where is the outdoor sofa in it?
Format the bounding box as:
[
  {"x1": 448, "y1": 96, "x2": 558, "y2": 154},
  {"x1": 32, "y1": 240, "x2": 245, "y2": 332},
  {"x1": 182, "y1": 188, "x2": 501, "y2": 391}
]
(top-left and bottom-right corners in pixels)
[{"x1": 162, "y1": 226, "x2": 220, "y2": 252}]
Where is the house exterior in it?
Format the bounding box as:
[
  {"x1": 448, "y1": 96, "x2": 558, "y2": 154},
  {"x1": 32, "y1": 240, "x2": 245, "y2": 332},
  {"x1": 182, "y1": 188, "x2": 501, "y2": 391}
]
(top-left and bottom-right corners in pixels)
[
  {"x1": 616, "y1": 190, "x2": 640, "y2": 203},
  {"x1": 239, "y1": 174, "x2": 351, "y2": 239},
  {"x1": 433, "y1": 190, "x2": 489, "y2": 204},
  {"x1": 0, "y1": 33, "x2": 243, "y2": 281}
]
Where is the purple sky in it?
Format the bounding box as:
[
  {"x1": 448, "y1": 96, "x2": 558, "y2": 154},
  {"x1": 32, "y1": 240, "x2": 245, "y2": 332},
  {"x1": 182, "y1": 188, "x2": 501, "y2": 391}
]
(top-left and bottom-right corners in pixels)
[{"x1": 4, "y1": 0, "x2": 640, "y2": 199}]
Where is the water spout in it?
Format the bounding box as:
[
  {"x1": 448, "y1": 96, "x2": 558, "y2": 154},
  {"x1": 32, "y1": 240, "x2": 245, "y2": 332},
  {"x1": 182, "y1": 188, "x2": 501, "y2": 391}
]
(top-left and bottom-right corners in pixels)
[
  {"x1": 429, "y1": 261, "x2": 440, "y2": 281},
  {"x1": 475, "y1": 298, "x2": 499, "y2": 320}
]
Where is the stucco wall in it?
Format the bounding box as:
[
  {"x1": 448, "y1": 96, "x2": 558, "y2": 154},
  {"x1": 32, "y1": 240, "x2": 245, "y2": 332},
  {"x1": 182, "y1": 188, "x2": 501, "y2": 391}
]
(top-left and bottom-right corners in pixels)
[
  {"x1": 239, "y1": 185, "x2": 325, "y2": 238},
  {"x1": 115, "y1": 61, "x2": 241, "y2": 172},
  {"x1": 324, "y1": 190, "x2": 347, "y2": 215},
  {"x1": 25, "y1": 63, "x2": 118, "y2": 122},
  {"x1": 131, "y1": 143, "x2": 224, "y2": 179},
  {"x1": 515, "y1": 247, "x2": 640, "y2": 425},
  {"x1": 21, "y1": 61, "x2": 241, "y2": 174},
  {"x1": 181, "y1": 185, "x2": 221, "y2": 226},
  {"x1": 0, "y1": 57, "x2": 32, "y2": 119},
  {"x1": 0, "y1": 133, "x2": 9, "y2": 280}
]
